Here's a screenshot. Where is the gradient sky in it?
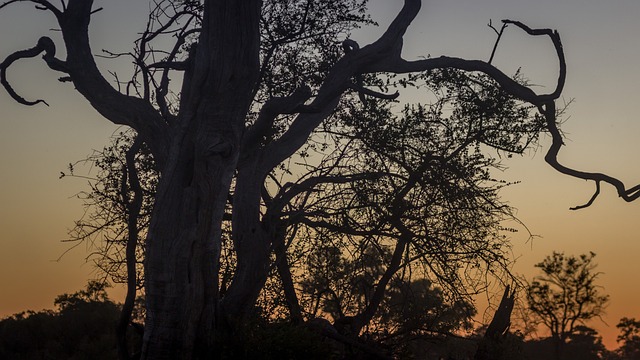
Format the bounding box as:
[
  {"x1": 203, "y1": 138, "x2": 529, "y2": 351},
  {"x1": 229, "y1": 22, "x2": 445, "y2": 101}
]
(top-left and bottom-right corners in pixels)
[{"x1": 1, "y1": 0, "x2": 639, "y2": 349}]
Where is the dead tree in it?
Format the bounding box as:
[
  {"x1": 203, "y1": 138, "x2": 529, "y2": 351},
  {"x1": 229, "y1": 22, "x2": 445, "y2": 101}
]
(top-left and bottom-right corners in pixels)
[{"x1": 474, "y1": 286, "x2": 516, "y2": 360}]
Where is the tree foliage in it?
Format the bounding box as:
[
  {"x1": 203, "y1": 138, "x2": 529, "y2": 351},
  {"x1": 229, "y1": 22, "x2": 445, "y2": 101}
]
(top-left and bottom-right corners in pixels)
[
  {"x1": 527, "y1": 252, "x2": 609, "y2": 359},
  {"x1": 63, "y1": 132, "x2": 155, "y2": 288},
  {"x1": 614, "y1": 317, "x2": 640, "y2": 360},
  {"x1": 0, "y1": 281, "x2": 139, "y2": 360}
]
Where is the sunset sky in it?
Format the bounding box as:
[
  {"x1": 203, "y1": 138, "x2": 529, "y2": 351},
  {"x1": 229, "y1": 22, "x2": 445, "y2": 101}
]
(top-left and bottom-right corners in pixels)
[{"x1": 1, "y1": 0, "x2": 639, "y2": 349}]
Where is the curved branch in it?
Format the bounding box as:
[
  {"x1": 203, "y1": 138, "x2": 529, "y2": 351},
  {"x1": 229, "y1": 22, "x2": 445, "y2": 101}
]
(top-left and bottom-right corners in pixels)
[
  {"x1": 370, "y1": 18, "x2": 566, "y2": 106},
  {"x1": 543, "y1": 102, "x2": 640, "y2": 208},
  {"x1": 0, "y1": 0, "x2": 62, "y2": 17},
  {"x1": 375, "y1": 0, "x2": 421, "y2": 52},
  {"x1": 0, "y1": 36, "x2": 68, "y2": 106},
  {"x1": 261, "y1": 0, "x2": 424, "y2": 171},
  {"x1": 571, "y1": 181, "x2": 601, "y2": 211},
  {"x1": 374, "y1": 57, "x2": 544, "y2": 105},
  {"x1": 242, "y1": 85, "x2": 312, "y2": 153},
  {"x1": 59, "y1": 0, "x2": 170, "y2": 166},
  {"x1": 502, "y1": 19, "x2": 566, "y2": 100}
]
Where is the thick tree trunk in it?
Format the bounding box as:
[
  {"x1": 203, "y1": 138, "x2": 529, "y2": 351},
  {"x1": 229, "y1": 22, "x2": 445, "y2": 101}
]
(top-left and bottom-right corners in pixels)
[
  {"x1": 141, "y1": 143, "x2": 234, "y2": 359},
  {"x1": 553, "y1": 336, "x2": 565, "y2": 360},
  {"x1": 140, "y1": 1, "x2": 262, "y2": 358}
]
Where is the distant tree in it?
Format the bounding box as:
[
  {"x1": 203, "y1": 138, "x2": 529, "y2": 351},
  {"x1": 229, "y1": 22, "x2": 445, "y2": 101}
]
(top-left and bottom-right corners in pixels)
[
  {"x1": 614, "y1": 317, "x2": 640, "y2": 360},
  {"x1": 564, "y1": 325, "x2": 609, "y2": 360},
  {"x1": 527, "y1": 252, "x2": 609, "y2": 360},
  {"x1": 53, "y1": 280, "x2": 111, "y2": 311},
  {"x1": 0, "y1": 281, "x2": 140, "y2": 360}
]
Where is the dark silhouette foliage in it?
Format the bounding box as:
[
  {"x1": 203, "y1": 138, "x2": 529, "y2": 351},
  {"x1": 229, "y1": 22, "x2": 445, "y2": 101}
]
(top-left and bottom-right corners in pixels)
[
  {"x1": 614, "y1": 317, "x2": 640, "y2": 360},
  {"x1": 527, "y1": 252, "x2": 609, "y2": 360},
  {"x1": 0, "y1": 281, "x2": 141, "y2": 360}
]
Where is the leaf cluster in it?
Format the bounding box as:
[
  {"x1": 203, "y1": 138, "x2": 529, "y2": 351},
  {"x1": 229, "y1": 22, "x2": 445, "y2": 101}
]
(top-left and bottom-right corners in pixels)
[{"x1": 527, "y1": 252, "x2": 609, "y2": 343}]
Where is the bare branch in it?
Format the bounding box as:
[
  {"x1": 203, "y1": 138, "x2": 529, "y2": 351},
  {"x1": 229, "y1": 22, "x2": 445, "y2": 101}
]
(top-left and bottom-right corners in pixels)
[
  {"x1": 147, "y1": 60, "x2": 189, "y2": 71},
  {"x1": 369, "y1": 18, "x2": 566, "y2": 107},
  {"x1": 56, "y1": 0, "x2": 170, "y2": 166},
  {"x1": 0, "y1": 0, "x2": 62, "y2": 17},
  {"x1": 502, "y1": 19, "x2": 566, "y2": 100},
  {"x1": 487, "y1": 19, "x2": 508, "y2": 64},
  {"x1": 570, "y1": 181, "x2": 601, "y2": 211},
  {"x1": 243, "y1": 85, "x2": 313, "y2": 151},
  {"x1": 0, "y1": 36, "x2": 68, "y2": 106},
  {"x1": 543, "y1": 101, "x2": 640, "y2": 208}
]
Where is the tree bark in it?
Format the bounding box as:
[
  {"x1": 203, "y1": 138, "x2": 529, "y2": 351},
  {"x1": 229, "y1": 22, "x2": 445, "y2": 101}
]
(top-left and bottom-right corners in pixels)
[
  {"x1": 474, "y1": 286, "x2": 516, "y2": 360},
  {"x1": 220, "y1": 161, "x2": 272, "y2": 327},
  {"x1": 140, "y1": 1, "x2": 262, "y2": 358}
]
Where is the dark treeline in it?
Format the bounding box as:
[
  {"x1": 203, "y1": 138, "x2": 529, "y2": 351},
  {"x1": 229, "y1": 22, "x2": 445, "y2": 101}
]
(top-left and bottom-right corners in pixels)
[
  {"x1": 2, "y1": 272, "x2": 640, "y2": 359},
  {"x1": 0, "y1": 281, "x2": 142, "y2": 360}
]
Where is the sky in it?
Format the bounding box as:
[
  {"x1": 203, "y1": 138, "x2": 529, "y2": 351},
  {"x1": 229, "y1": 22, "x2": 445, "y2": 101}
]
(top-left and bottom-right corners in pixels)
[{"x1": 1, "y1": 0, "x2": 639, "y2": 349}]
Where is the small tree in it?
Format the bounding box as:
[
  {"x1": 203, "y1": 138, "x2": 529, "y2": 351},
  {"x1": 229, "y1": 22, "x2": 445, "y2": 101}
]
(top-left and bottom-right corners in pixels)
[
  {"x1": 615, "y1": 317, "x2": 640, "y2": 360},
  {"x1": 527, "y1": 252, "x2": 609, "y2": 360}
]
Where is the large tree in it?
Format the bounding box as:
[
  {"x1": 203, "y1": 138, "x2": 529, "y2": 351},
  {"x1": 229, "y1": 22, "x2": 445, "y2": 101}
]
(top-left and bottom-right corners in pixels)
[{"x1": 4, "y1": 0, "x2": 638, "y2": 358}]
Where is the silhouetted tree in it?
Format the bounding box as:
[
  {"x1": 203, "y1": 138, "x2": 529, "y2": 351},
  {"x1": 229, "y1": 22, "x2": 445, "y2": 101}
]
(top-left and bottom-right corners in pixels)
[
  {"x1": 61, "y1": 132, "x2": 151, "y2": 359},
  {"x1": 527, "y1": 252, "x2": 609, "y2": 360},
  {"x1": 75, "y1": 94, "x2": 522, "y2": 358},
  {"x1": 564, "y1": 325, "x2": 609, "y2": 360},
  {"x1": 614, "y1": 317, "x2": 640, "y2": 360},
  {"x1": 8, "y1": 0, "x2": 636, "y2": 358},
  {"x1": 475, "y1": 286, "x2": 523, "y2": 360},
  {"x1": 0, "y1": 281, "x2": 141, "y2": 360}
]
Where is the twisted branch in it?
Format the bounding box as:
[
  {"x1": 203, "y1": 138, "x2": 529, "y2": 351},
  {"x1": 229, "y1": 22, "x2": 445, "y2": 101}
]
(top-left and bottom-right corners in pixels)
[
  {"x1": 0, "y1": 36, "x2": 68, "y2": 106},
  {"x1": 542, "y1": 101, "x2": 640, "y2": 209}
]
